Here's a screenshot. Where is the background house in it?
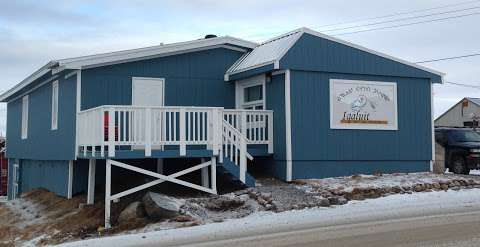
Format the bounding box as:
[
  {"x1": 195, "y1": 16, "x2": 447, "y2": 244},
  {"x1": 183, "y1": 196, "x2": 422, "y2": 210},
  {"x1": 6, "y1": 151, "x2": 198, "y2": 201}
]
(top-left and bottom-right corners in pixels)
[
  {"x1": 1, "y1": 28, "x2": 443, "y2": 212},
  {"x1": 435, "y1": 97, "x2": 480, "y2": 127}
]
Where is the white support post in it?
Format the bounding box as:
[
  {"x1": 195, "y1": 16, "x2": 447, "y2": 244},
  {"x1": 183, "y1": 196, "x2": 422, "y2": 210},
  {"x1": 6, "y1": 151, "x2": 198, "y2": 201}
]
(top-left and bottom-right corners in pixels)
[
  {"x1": 179, "y1": 108, "x2": 186, "y2": 156},
  {"x1": 201, "y1": 158, "x2": 209, "y2": 188},
  {"x1": 268, "y1": 112, "x2": 274, "y2": 154},
  {"x1": 105, "y1": 160, "x2": 112, "y2": 229},
  {"x1": 211, "y1": 156, "x2": 217, "y2": 194},
  {"x1": 156, "y1": 158, "x2": 164, "y2": 174},
  {"x1": 145, "y1": 108, "x2": 152, "y2": 157},
  {"x1": 87, "y1": 159, "x2": 96, "y2": 205},
  {"x1": 67, "y1": 161, "x2": 73, "y2": 199},
  {"x1": 108, "y1": 108, "x2": 115, "y2": 157},
  {"x1": 239, "y1": 137, "x2": 247, "y2": 183}
]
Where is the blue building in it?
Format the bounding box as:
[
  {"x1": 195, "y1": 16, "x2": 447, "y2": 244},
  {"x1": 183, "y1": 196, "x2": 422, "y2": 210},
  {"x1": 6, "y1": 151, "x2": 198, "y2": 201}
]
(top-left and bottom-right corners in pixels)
[{"x1": 1, "y1": 28, "x2": 443, "y2": 225}]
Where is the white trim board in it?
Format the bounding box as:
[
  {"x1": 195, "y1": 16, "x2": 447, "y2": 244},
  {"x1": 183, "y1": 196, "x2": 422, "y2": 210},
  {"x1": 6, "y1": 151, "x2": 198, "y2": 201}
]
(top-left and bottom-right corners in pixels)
[
  {"x1": 430, "y1": 83, "x2": 435, "y2": 172},
  {"x1": 62, "y1": 45, "x2": 250, "y2": 71},
  {"x1": 0, "y1": 37, "x2": 257, "y2": 102},
  {"x1": 285, "y1": 70, "x2": 292, "y2": 181},
  {"x1": 235, "y1": 74, "x2": 266, "y2": 109},
  {"x1": 0, "y1": 61, "x2": 56, "y2": 102},
  {"x1": 67, "y1": 161, "x2": 73, "y2": 199},
  {"x1": 74, "y1": 70, "x2": 81, "y2": 158}
]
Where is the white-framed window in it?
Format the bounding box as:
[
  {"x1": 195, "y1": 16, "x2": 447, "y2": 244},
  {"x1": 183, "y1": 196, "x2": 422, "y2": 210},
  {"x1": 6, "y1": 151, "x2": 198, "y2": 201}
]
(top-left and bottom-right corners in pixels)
[
  {"x1": 51, "y1": 80, "x2": 59, "y2": 130},
  {"x1": 235, "y1": 74, "x2": 266, "y2": 110},
  {"x1": 21, "y1": 95, "x2": 29, "y2": 139}
]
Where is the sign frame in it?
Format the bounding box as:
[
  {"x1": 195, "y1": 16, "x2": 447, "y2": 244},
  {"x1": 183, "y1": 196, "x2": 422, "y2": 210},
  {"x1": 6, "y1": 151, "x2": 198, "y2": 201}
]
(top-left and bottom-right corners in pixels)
[{"x1": 329, "y1": 79, "x2": 398, "y2": 131}]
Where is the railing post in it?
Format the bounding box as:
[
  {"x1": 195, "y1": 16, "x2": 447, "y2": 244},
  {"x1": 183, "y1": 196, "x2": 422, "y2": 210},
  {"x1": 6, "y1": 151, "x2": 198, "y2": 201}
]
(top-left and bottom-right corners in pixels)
[
  {"x1": 207, "y1": 110, "x2": 212, "y2": 151},
  {"x1": 179, "y1": 108, "x2": 186, "y2": 156},
  {"x1": 211, "y1": 108, "x2": 221, "y2": 156},
  {"x1": 239, "y1": 136, "x2": 246, "y2": 183},
  {"x1": 108, "y1": 108, "x2": 115, "y2": 157},
  {"x1": 268, "y1": 112, "x2": 274, "y2": 153},
  {"x1": 145, "y1": 108, "x2": 152, "y2": 157},
  {"x1": 241, "y1": 111, "x2": 247, "y2": 137},
  {"x1": 100, "y1": 109, "x2": 105, "y2": 157}
]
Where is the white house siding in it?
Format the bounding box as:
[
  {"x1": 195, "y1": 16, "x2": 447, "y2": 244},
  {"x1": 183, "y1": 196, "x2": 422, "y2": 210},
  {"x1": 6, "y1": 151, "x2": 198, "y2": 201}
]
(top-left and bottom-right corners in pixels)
[{"x1": 435, "y1": 98, "x2": 480, "y2": 127}]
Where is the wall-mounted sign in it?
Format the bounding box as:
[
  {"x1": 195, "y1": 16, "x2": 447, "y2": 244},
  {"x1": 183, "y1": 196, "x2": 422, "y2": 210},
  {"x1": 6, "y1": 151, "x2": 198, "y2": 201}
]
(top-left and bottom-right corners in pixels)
[{"x1": 329, "y1": 79, "x2": 398, "y2": 130}]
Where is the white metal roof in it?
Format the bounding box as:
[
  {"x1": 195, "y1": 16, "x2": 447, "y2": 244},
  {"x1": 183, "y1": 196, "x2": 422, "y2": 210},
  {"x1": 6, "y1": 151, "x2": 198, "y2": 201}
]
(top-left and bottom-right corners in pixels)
[
  {"x1": 226, "y1": 29, "x2": 303, "y2": 75},
  {"x1": 0, "y1": 36, "x2": 257, "y2": 102},
  {"x1": 467, "y1": 97, "x2": 480, "y2": 106},
  {"x1": 225, "y1": 27, "x2": 445, "y2": 81}
]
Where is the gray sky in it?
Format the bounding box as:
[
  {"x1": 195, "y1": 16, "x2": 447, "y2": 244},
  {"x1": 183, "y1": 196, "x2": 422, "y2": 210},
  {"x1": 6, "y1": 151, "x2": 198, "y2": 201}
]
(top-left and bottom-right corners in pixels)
[{"x1": 1, "y1": 0, "x2": 480, "y2": 134}]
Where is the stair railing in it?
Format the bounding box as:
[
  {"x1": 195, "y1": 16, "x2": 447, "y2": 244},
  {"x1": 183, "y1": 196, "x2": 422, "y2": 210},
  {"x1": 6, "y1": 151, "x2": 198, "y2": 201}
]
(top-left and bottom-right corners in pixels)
[{"x1": 221, "y1": 119, "x2": 253, "y2": 183}]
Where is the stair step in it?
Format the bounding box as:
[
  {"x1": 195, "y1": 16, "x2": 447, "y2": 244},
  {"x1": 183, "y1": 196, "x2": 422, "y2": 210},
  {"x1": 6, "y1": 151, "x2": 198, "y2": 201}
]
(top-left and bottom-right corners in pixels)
[{"x1": 218, "y1": 159, "x2": 255, "y2": 187}]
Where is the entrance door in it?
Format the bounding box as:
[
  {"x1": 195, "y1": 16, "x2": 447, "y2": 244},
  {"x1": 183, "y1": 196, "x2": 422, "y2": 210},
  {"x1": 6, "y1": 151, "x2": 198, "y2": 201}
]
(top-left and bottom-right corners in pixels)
[
  {"x1": 132, "y1": 77, "x2": 164, "y2": 106},
  {"x1": 132, "y1": 77, "x2": 165, "y2": 150}
]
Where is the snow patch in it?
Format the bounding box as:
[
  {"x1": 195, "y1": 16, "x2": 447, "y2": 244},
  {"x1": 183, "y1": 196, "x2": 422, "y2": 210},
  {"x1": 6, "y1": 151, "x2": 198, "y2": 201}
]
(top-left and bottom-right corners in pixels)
[
  {"x1": 298, "y1": 173, "x2": 458, "y2": 193},
  {"x1": 4, "y1": 198, "x2": 47, "y2": 228},
  {"x1": 60, "y1": 189, "x2": 480, "y2": 247}
]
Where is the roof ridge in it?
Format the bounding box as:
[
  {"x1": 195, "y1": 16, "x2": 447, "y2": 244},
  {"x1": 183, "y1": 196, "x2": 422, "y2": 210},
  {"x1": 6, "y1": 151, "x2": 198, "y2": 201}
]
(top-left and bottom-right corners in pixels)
[
  {"x1": 58, "y1": 36, "x2": 257, "y2": 64},
  {"x1": 259, "y1": 28, "x2": 304, "y2": 45}
]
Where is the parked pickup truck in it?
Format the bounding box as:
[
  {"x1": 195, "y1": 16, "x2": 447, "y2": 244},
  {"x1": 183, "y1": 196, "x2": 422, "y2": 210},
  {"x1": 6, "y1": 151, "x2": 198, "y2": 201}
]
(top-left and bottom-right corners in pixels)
[{"x1": 435, "y1": 127, "x2": 480, "y2": 174}]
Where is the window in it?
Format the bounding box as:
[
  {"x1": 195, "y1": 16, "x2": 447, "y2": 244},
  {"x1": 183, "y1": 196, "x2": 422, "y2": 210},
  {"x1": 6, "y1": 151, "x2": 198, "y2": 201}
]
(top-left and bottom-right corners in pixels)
[
  {"x1": 243, "y1": 84, "x2": 264, "y2": 109},
  {"x1": 236, "y1": 75, "x2": 265, "y2": 110},
  {"x1": 244, "y1": 85, "x2": 263, "y2": 102},
  {"x1": 464, "y1": 121, "x2": 478, "y2": 127},
  {"x1": 51, "y1": 81, "x2": 59, "y2": 130},
  {"x1": 21, "y1": 95, "x2": 28, "y2": 139}
]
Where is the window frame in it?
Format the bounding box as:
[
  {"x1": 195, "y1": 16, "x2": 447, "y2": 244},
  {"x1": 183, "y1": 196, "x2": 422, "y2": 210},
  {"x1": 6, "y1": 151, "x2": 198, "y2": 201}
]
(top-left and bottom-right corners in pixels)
[
  {"x1": 21, "y1": 95, "x2": 29, "y2": 139},
  {"x1": 51, "y1": 80, "x2": 59, "y2": 130},
  {"x1": 235, "y1": 74, "x2": 266, "y2": 110}
]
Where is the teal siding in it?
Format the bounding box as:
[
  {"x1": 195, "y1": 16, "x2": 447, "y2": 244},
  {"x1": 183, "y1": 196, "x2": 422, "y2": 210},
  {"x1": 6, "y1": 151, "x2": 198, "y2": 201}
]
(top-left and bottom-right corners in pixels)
[
  {"x1": 289, "y1": 71, "x2": 432, "y2": 178},
  {"x1": 81, "y1": 48, "x2": 243, "y2": 109},
  {"x1": 6, "y1": 74, "x2": 77, "y2": 160},
  {"x1": 7, "y1": 159, "x2": 14, "y2": 200},
  {"x1": 293, "y1": 161, "x2": 430, "y2": 179},
  {"x1": 280, "y1": 33, "x2": 442, "y2": 83},
  {"x1": 19, "y1": 159, "x2": 69, "y2": 197},
  {"x1": 72, "y1": 160, "x2": 89, "y2": 195},
  {"x1": 267, "y1": 74, "x2": 286, "y2": 161}
]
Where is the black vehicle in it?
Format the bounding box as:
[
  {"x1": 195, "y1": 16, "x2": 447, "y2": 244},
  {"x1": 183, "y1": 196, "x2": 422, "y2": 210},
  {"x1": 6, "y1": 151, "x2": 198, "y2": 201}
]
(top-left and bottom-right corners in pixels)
[{"x1": 435, "y1": 127, "x2": 480, "y2": 174}]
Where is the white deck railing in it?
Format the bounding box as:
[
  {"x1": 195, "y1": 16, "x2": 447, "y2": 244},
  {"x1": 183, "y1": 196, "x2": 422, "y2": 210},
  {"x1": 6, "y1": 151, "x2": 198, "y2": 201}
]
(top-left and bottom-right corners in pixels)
[
  {"x1": 223, "y1": 109, "x2": 274, "y2": 153},
  {"x1": 77, "y1": 105, "x2": 273, "y2": 158}
]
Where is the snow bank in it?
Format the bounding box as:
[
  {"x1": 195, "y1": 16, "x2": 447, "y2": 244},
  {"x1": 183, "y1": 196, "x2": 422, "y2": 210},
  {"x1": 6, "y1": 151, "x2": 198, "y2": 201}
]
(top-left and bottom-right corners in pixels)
[
  {"x1": 60, "y1": 189, "x2": 480, "y2": 247},
  {"x1": 298, "y1": 173, "x2": 456, "y2": 193}
]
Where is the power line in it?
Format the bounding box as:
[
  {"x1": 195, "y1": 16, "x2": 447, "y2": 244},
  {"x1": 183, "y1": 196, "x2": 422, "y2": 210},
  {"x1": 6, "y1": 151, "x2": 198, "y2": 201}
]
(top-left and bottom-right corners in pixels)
[
  {"x1": 416, "y1": 53, "x2": 480, "y2": 63},
  {"x1": 321, "y1": 6, "x2": 480, "y2": 33},
  {"x1": 316, "y1": 0, "x2": 480, "y2": 28},
  {"x1": 445, "y1": 81, "x2": 480, "y2": 89},
  {"x1": 334, "y1": 12, "x2": 480, "y2": 36},
  {"x1": 246, "y1": 0, "x2": 480, "y2": 41}
]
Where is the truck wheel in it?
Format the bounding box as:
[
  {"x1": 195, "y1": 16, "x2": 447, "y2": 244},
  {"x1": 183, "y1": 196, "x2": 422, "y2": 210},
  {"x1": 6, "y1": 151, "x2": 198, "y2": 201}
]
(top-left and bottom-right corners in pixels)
[{"x1": 451, "y1": 156, "x2": 468, "y2": 174}]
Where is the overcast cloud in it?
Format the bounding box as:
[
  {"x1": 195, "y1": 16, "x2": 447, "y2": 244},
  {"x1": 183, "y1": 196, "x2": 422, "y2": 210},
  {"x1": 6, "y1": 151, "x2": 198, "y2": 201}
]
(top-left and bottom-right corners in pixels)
[{"x1": 1, "y1": 0, "x2": 480, "y2": 134}]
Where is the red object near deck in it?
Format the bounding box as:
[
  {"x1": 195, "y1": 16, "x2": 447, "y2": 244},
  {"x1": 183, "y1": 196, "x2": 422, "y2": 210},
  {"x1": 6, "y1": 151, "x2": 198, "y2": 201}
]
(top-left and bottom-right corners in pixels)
[
  {"x1": 104, "y1": 112, "x2": 118, "y2": 141},
  {"x1": 0, "y1": 152, "x2": 7, "y2": 196}
]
